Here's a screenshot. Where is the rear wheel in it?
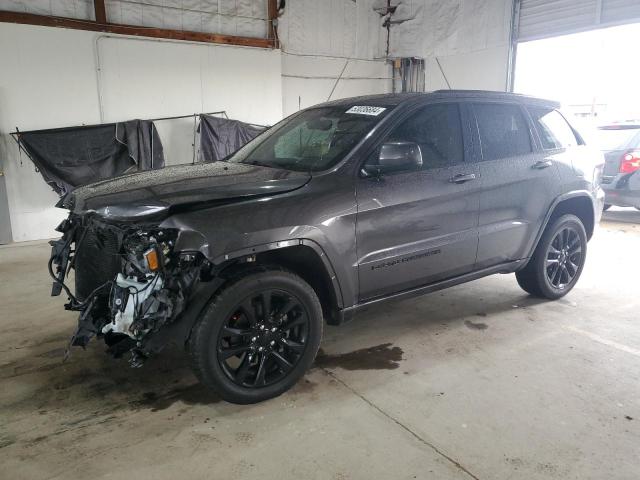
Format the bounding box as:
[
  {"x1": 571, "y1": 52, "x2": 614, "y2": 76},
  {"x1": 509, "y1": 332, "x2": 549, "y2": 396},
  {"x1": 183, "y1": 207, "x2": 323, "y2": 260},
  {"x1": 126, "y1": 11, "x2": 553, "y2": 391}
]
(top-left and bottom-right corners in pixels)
[
  {"x1": 188, "y1": 269, "x2": 323, "y2": 404},
  {"x1": 516, "y1": 214, "x2": 587, "y2": 299}
]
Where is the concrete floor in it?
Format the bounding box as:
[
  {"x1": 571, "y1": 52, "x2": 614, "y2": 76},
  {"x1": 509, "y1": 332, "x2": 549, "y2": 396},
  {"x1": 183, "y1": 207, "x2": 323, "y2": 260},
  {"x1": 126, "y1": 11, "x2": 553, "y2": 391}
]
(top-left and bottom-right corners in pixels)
[{"x1": 1, "y1": 209, "x2": 639, "y2": 480}]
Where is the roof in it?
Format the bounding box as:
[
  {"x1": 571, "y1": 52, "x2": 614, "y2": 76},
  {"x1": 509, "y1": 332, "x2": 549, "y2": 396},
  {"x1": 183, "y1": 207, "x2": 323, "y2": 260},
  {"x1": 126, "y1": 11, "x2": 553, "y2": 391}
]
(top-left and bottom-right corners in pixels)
[{"x1": 321, "y1": 90, "x2": 559, "y2": 108}]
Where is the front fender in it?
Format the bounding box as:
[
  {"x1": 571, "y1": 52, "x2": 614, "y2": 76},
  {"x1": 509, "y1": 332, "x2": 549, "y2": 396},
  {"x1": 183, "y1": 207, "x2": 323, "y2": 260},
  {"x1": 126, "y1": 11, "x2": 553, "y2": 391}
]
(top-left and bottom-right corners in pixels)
[{"x1": 159, "y1": 212, "x2": 349, "y2": 309}]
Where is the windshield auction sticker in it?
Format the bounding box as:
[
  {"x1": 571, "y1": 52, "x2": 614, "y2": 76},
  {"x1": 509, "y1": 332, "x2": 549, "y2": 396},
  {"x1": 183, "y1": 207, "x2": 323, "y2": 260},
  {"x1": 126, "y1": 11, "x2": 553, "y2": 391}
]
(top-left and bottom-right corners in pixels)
[{"x1": 346, "y1": 106, "x2": 387, "y2": 116}]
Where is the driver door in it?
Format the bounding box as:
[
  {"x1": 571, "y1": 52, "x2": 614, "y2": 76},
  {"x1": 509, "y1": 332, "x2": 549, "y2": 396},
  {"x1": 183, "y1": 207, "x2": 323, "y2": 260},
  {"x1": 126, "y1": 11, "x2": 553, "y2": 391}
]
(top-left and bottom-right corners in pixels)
[{"x1": 355, "y1": 102, "x2": 481, "y2": 301}]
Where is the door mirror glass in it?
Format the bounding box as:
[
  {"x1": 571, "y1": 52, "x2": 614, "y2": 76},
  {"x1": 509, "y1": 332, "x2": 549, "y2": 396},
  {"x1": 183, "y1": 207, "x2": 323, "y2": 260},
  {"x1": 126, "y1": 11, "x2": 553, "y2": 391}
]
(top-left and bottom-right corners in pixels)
[{"x1": 363, "y1": 141, "x2": 423, "y2": 176}]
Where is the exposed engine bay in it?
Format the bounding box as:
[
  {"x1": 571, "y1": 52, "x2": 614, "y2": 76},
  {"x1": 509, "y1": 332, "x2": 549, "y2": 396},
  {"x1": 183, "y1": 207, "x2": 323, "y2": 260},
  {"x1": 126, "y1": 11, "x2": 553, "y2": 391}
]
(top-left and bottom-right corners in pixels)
[{"x1": 49, "y1": 214, "x2": 205, "y2": 366}]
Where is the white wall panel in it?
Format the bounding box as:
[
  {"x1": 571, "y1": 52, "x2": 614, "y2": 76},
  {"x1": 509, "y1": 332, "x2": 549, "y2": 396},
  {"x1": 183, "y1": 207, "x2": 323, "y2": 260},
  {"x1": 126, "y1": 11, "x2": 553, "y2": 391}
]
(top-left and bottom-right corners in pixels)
[
  {"x1": 281, "y1": 54, "x2": 391, "y2": 115},
  {"x1": 278, "y1": 0, "x2": 390, "y2": 116},
  {"x1": 0, "y1": 24, "x2": 100, "y2": 242},
  {"x1": 426, "y1": 46, "x2": 511, "y2": 91},
  {"x1": 154, "y1": 117, "x2": 199, "y2": 167},
  {"x1": 0, "y1": 23, "x2": 282, "y2": 242}
]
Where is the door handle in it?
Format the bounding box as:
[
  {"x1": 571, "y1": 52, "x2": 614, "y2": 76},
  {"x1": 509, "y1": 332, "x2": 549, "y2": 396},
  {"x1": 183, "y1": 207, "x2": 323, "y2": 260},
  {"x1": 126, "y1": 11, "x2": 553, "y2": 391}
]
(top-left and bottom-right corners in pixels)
[
  {"x1": 449, "y1": 173, "x2": 476, "y2": 184},
  {"x1": 532, "y1": 160, "x2": 553, "y2": 169}
]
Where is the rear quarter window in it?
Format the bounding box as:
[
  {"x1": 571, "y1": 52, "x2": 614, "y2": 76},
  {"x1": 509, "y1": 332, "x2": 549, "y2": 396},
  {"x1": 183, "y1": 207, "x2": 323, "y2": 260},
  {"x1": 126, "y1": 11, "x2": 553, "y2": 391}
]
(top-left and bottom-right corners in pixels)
[
  {"x1": 528, "y1": 106, "x2": 578, "y2": 150},
  {"x1": 473, "y1": 103, "x2": 533, "y2": 161}
]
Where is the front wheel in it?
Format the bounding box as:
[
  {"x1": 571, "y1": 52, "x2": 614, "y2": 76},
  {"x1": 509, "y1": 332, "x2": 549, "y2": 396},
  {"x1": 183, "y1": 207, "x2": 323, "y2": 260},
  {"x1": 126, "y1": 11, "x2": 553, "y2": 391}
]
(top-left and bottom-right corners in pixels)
[
  {"x1": 188, "y1": 269, "x2": 323, "y2": 404},
  {"x1": 516, "y1": 214, "x2": 587, "y2": 299}
]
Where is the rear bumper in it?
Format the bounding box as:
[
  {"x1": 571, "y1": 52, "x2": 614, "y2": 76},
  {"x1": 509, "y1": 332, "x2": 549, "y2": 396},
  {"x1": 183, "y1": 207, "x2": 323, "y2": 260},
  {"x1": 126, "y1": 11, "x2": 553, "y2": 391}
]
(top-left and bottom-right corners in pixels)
[
  {"x1": 602, "y1": 184, "x2": 640, "y2": 208},
  {"x1": 601, "y1": 171, "x2": 640, "y2": 208}
]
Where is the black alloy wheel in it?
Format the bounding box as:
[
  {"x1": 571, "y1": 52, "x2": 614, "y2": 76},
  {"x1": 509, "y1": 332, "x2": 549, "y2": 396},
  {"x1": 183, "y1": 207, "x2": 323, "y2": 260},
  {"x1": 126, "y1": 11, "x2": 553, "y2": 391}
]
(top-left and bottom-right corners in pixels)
[
  {"x1": 516, "y1": 214, "x2": 587, "y2": 300},
  {"x1": 189, "y1": 269, "x2": 323, "y2": 404},
  {"x1": 217, "y1": 290, "x2": 309, "y2": 388},
  {"x1": 544, "y1": 226, "x2": 583, "y2": 290}
]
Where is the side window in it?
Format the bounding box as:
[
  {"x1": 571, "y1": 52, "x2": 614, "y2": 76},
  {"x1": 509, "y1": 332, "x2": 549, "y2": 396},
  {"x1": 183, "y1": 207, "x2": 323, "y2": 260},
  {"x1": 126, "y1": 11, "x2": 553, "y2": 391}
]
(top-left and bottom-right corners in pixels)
[
  {"x1": 527, "y1": 106, "x2": 578, "y2": 149},
  {"x1": 473, "y1": 103, "x2": 532, "y2": 161},
  {"x1": 384, "y1": 103, "x2": 464, "y2": 170}
]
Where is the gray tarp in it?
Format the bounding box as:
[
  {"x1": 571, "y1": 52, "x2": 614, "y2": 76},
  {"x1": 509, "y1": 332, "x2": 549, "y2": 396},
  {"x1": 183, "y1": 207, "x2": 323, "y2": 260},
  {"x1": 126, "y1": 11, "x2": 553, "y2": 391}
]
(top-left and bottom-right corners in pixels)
[
  {"x1": 198, "y1": 115, "x2": 265, "y2": 162},
  {"x1": 18, "y1": 119, "x2": 164, "y2": 196}
]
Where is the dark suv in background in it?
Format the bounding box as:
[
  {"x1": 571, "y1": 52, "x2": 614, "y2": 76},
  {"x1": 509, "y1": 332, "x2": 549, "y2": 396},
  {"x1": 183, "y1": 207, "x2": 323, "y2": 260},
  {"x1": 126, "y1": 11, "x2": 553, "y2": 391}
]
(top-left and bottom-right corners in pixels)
[
  {"x1": 597, "y1": 122, "x2": 640, "y2": 210},
  {"x1": 50, "y1": 91, "x2": 604, "y2": 403}
]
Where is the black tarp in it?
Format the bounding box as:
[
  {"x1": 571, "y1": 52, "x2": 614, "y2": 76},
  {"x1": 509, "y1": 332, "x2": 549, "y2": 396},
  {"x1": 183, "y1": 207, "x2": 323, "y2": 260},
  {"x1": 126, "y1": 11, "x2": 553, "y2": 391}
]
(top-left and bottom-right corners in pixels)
[
  {"x1": 117, "y1": 120, "x2": 164, "y2": 172},
  {"x1": 18, "y1": 119, "x2": 164, "y2": 196},
  {"x1": 198, "y1": 115, "x2": 265, "y2": 162}
]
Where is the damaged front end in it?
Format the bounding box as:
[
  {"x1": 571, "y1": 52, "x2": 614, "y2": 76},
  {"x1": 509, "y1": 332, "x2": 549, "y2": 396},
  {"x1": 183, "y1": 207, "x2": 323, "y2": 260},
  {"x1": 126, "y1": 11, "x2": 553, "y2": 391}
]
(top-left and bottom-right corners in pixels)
[{"x1": 49, "y1": 214, "x2": 205, "y2": 366}]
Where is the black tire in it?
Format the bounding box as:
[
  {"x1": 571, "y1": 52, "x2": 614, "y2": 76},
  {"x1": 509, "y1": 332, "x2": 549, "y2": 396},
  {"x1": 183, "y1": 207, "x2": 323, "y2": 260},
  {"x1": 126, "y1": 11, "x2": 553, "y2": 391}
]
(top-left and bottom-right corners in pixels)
[
  {"x1": 516, "y1": 214, "x2": 587, "y2": 300},
  {"x1": 188, "y1": 268, "x2": 323, "y2": 404},
  {"x1": 603, "y1": 204, "x2": 612, "y2": 211}
]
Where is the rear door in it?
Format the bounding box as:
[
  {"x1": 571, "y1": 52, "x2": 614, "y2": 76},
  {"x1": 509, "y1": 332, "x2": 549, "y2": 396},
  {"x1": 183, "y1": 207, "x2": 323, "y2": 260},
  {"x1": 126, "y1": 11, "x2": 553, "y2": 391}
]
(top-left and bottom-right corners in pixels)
[
  {"x1": 471, "y1": 102, "x2": 562, "y2": 269},
  {"x1": 355, "y1": 102, "x2": 480, "y2": 301}
]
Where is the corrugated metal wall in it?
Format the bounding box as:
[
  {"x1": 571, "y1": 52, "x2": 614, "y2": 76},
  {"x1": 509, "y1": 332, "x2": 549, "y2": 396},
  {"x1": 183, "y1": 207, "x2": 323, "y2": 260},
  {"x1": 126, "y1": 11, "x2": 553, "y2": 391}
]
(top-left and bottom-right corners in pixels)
[{"x1": 519, "y1": 0, "x2": 640, "y2": 41}]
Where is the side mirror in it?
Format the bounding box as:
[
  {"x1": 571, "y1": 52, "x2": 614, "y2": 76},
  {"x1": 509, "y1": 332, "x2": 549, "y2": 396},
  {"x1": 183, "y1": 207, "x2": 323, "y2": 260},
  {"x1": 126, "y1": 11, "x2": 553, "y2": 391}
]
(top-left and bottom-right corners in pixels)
[{"x1": 362, "y1": 142, "x2": 423, "y2": 177}]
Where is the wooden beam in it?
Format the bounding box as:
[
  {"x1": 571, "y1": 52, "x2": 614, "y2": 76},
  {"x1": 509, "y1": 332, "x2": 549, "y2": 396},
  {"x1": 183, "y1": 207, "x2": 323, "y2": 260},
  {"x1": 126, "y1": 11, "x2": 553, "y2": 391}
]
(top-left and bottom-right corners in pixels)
[
  {"x1": 267, "y1": 0, "x2": 279, "y2": 48},
  {"x1": 93, "y1": 0, "x2": 107, "y2": 24},
  {"x1": 0, "y1": 11, "x2": 275, "y2": 49}
]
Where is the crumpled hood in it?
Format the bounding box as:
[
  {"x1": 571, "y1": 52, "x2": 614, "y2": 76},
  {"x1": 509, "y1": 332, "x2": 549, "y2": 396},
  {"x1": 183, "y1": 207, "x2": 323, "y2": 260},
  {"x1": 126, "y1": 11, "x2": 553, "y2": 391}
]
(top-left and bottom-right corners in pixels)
[{"x1": 62, "y1": 162, "x2": 310, "y2": 219}]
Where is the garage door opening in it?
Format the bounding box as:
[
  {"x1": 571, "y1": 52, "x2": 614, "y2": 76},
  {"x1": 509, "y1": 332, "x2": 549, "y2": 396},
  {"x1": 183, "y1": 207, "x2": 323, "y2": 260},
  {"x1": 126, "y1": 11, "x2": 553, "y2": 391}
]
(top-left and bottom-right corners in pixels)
[{"x1": 514, "y1": 22, "x2": 640, "y2": 121}]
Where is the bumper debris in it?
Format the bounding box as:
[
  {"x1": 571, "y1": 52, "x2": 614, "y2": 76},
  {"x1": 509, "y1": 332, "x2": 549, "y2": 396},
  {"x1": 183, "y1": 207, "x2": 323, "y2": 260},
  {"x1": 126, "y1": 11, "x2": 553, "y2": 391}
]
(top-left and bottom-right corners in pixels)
[{"x1": 49, "y1": 214, "x2": 204, "y2": 364}]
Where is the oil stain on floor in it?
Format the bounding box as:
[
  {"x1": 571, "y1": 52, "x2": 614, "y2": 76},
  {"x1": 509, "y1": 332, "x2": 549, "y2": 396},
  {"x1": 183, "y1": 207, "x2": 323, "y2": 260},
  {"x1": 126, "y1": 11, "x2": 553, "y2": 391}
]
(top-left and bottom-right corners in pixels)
[
  {"x1": 314, "y1": 343, "x2": 404, "y2": 370},
  {"x1": 464, "y1": 320, "x2": 488, "y2": 330}
]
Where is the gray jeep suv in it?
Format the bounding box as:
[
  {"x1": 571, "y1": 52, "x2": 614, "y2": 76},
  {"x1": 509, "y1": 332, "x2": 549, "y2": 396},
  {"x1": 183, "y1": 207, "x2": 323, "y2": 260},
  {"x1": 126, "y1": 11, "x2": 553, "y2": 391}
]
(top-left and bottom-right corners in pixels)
[{"x1": 49, "y1": 91, "x2": 605, "y2": 403}]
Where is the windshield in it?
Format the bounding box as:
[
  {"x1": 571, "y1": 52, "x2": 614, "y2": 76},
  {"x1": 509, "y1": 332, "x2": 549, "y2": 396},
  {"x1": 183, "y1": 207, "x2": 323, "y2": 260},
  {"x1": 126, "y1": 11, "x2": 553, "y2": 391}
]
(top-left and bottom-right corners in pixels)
[
  {"x1": 227, "y1": 105, "x2": 392, "y2": 172},
  {"x1": 596, "y1": 126, "x2": 640, "y2": 151}
]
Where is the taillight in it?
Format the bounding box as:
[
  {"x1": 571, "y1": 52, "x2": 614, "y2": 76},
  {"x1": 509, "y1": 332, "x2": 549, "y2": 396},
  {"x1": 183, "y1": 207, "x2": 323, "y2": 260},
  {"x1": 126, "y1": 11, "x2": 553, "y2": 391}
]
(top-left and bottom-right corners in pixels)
[{"x1": 620, "y1": 150, "x2": 640, "y2": 174}]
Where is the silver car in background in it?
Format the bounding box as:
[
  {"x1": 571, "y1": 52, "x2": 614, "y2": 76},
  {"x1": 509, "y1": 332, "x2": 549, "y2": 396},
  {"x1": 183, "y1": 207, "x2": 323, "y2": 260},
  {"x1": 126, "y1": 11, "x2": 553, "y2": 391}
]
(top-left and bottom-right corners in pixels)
[{"x1": 597, "y1": 123, "x2": 640, "y2": 210}]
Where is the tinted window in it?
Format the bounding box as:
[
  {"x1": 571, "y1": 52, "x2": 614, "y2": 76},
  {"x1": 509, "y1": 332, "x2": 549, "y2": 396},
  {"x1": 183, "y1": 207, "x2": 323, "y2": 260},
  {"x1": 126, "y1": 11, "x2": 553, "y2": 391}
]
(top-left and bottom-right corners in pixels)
[
  {"x1": 474, "y1": 103, "x2": 532, "y2": 161},
  {"x1": 528, "y1": 106, "x2": 577, "y2": 149},
  {"x1": 384, "y1": 103, "x2": 464, "y2": 169}
]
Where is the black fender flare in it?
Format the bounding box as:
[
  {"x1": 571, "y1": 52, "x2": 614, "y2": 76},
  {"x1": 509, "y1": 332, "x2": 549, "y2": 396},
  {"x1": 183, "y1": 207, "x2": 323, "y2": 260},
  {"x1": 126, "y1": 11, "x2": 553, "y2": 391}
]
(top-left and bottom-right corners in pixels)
[
  {"x1": 524, "y1": 189, "x2": 595, "y2": 264},
  {"x1": 211, "y1": 238, "x2": 344, "y2": 310}
]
